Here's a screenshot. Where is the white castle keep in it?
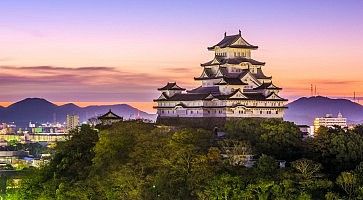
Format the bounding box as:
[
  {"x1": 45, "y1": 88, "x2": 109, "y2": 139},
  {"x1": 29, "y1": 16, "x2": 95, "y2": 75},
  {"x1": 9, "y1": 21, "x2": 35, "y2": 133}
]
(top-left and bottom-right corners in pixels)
[{"x1": 154, "y1": 31, "x2": 288, "y2": 119}]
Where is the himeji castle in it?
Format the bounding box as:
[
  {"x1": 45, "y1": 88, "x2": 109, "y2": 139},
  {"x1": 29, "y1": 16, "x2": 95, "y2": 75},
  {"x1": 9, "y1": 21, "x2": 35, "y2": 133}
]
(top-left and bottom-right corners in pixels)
[{"x1": 154, "y1": 30, "x2": 288, "y2": 119}]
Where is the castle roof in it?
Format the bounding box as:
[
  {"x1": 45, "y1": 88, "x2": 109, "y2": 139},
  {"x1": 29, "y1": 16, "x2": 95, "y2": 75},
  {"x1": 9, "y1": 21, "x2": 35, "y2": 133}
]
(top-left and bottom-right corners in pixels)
[
  {"x1": 154, "y1": 88, "x2": 287, "y2": 102},
  {"x1": 158, "y1": 82, "x2": 186, "y2": 91},
  {"x1": 155, "y1": 93, "x2": 213, "y2": 101},
  {"x1": 254, "y1": 68, "x2": 271, "y2": 79},
  {"x1": 194, "y1": 67, "x2": 251, "y2": 81},
  {"x1": 187, "y1": 86, "x2": 221, "y2": 95},
  {"x1": 201, "y1": 56, "x2": 265, "y2": 67},
  {"x1": 254, "y1": 82, "x2": 282, "y2": 90},
  {"x1": 98, "y1": 109, "x2": 123, "y2": 120},
  {"x1": 215, "y1": 77, "x2": 248, "y2": 85},
  {"x1": 208, "y1": 32, "x2": 258, "y2": 50}
]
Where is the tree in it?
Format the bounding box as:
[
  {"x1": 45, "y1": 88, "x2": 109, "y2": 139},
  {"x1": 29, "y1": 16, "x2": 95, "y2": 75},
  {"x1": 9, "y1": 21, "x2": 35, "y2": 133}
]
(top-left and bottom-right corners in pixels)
[
  {"x1": 355, "y1": 162, "x2": 363, "y2": 185},
  {"x1": 258, "y1": 120, "x2": 303, "y2": 160},
  {"x1": 255, "y1": 154, "x2": 279, "y2": 180},
  {"x1": 243, "y1": 181, "x2": 275, "y2": 200},
  {"x1": 270, "y1": 179, "x2": 299, "y2": 199},
  {"x1": 97, "y1": 166, "x2": 144, "y2": 200},
  {"x1": 219, "y1": 139, "x2": 252, "y2": 166},
  {"x1": 308, "y1": 127, "x2": 363, "y2": 173},
  {"x1": 292, "y1": 159, "x2": 322, "y2": 180},
  {"x1": 15, "y1": 124, "x2": 99, "y2": 199},
  {"x1": 354, "y1": 125, "x2": 363, "y2": 136},
  {"x1": 325, "y1": 192, "x2": 341, "y2": 200},
  {"x1": 157, "y1": 128, "x2": 215, "y2": 199},
  {"x1": 92, "y1": 122, "x2": 154, "y2": 173},
  {"x1": 336, "y1": 171, "x2": 358, "y2": 199},
  {"x1": 224, "y1": 118, "x2": 265, "y2": 143},
  {"x1": 225, "y1": 118, "x2": 303, "y2": 160},
  {"x1": 198, "y1": 174, "x2": 246, "y2": 200}
]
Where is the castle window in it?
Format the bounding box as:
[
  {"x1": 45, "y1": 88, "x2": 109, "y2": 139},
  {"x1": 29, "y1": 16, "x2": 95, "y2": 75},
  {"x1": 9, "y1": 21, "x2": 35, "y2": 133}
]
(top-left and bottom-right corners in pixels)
[
  {"x1": 161, "y1": 110, "x2": 164, "y2": 114},
  {"x1": 276, "y1": 111, "x2": 278, "y2": 114},
  {"x1": 260, "y1": 111, "x2": 263, "y2": 114},
  {"x1": 191, "y1": 111, "x2": 193, "y2": 114}
]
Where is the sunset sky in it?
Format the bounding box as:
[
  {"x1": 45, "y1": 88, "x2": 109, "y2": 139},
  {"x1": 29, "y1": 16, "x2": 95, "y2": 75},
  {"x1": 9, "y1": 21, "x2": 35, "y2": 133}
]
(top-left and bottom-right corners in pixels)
[{"x1": 0, "y1": 0, "x2": 362, "y2": 113}]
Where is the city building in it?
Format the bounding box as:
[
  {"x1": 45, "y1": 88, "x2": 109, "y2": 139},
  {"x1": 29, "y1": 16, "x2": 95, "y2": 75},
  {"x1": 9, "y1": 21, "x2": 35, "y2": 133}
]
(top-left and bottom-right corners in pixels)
[
  {"x1": 0, "y1": 123, "x2": 16, "y2": 135},
  {"x1": 66, "y1": 114, "x2": 80, "y2": 131},
  {"x1": 154, "y1": 31, "x2": 288, "y2": 119},
  {"x1": 297, "y1": 125, "x2": 314, "y2": 138},
  {"x1": 98, "y1": 109, "x2": 123, "y2": 125},
  {"x1": 313, "y1": 113, "x2": 347, "y2": 132}
]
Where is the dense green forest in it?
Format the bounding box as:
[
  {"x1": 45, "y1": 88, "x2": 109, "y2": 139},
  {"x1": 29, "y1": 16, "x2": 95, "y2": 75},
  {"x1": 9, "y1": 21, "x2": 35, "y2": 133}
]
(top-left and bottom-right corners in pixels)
[{"x1": 7, "y1": 119, "x2": 363, "y2": 200}]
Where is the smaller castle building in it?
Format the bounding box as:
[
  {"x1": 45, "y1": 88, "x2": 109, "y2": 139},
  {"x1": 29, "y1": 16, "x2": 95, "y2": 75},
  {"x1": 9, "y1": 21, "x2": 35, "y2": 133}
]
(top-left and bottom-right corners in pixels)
[{"x1": 98, "y1": 109, "x2": 123, "y2": 125}]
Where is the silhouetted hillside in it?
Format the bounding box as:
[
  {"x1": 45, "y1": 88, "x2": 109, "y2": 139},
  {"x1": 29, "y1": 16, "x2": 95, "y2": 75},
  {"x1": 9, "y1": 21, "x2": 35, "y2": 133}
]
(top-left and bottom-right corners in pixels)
[
  {"x1": 285, "y1": 96, "x2": 363, "y2": 125},
  {"x1": 0, "y1": 98, "x2": 156, "y2": 127}
]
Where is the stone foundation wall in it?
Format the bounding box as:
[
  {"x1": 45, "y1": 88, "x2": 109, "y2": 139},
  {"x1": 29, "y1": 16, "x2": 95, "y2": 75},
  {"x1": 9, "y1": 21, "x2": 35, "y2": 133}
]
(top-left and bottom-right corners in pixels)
[{"x1": 156, "y1": 117, "x2": 227, "y2": 130}]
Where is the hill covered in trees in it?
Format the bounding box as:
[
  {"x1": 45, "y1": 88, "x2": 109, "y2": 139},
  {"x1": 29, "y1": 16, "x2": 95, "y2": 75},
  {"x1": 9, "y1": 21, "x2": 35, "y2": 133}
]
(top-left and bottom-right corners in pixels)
[{"x1": 7, "y1": 119, "x2": 363, "y2": 199}]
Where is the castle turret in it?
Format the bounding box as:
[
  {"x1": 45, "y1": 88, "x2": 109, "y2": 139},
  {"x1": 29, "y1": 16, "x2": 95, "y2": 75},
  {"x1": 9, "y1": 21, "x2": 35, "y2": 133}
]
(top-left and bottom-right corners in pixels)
[{"x1": 157, "y1": 82, "x2": 186, "y2": 97}]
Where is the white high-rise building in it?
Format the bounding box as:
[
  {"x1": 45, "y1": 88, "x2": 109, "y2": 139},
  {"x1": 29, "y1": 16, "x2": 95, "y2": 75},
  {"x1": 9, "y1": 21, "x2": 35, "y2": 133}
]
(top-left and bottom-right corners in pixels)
[
  {"x1": 66, "y1": 114, "x2": 79, "y2": 132},
  {"x1": 313, "y1": 112, "x2": 347, "y2": 132},
  {"x1": 154, "y1": 31, "x2": 288, "y2": 119}
]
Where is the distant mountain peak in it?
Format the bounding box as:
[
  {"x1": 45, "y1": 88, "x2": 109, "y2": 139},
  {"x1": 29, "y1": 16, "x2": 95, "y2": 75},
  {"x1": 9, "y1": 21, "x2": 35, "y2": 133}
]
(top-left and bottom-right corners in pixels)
[
  {"x1": 9, "y1": 98, "x2": 56, "y2": 108},
  {"x1": 0, "y1": 97, "x2": 156, "y2": 127},
  {"x1": 59, "y1": 103, "x2": 80, "y2": 108},
  {"x1": 18, "y1": 97, "x2": 53, "y2": 103},
  {"x1": 286, "y1": 96, "x2": 363, "y2": 125}
]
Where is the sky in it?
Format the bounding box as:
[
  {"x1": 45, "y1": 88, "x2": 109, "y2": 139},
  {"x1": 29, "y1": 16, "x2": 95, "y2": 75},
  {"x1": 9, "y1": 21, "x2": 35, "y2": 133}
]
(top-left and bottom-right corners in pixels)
[{"x1": 0, "y1": 0, "x2": 363, "y2": 113}]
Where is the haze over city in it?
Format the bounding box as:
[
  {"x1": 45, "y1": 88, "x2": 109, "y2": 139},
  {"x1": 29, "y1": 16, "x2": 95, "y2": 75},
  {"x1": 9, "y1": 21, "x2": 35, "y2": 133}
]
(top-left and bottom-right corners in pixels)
[{"x1": 1, "y1": 0, "x2": 363, "y2": 113}]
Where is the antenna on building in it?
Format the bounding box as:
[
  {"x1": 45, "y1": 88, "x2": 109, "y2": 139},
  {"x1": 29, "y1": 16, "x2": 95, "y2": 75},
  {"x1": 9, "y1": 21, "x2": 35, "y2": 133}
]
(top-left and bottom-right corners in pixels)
[
  {"x1": 314, "y1": 85, "x2": 317, "y2": 96},
  {"x1": 224, "y1": 32, "x2": 227, "y2": 37}
]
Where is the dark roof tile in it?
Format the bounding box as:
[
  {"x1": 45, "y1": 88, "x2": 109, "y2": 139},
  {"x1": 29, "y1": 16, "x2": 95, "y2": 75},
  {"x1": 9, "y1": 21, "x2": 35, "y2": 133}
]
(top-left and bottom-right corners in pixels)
[
  {"x1": 158, "y1": 82, "x2": 186, "y2": 91},
  {"x1": 201, "y1": 57, "x2": 265, "y2": 67},
  {"x1": 207, "y1": 33, "x2": 258, "y2": 50},
  {"x1": 254, "y1": 68, "x2": 271, "y2": 79},
  {"x1": 98, "y1": 109, "x2": 123, "y2": 120}
]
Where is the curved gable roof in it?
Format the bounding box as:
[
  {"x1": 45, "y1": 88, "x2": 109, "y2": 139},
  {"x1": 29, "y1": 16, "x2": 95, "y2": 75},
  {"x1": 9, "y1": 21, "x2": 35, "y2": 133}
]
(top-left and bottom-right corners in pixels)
[
  {"x1": 158, "y1": 82, "x2": 186, "y2": 91},
  {"x1": 207, "y1": 32, "x2": 258, "y2": 50}
]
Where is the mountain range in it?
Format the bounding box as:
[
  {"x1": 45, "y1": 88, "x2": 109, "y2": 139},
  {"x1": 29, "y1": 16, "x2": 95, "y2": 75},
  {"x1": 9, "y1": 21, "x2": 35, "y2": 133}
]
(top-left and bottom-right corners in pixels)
[
  {"x1": 285, "y1": 96, "x2": 363, "y2": 125},
  {"x1": 0, "y1": 98, "x2": 156, "y2": 127},
  {"x1": 1, "y1": 96, "x2": 362, "y2": 128}
]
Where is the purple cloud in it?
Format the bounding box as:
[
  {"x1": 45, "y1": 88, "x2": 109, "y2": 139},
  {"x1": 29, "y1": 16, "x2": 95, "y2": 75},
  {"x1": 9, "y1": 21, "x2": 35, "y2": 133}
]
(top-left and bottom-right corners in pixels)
[{"x1": 0, "y1": 66, "x2": 193, "y2": 102}]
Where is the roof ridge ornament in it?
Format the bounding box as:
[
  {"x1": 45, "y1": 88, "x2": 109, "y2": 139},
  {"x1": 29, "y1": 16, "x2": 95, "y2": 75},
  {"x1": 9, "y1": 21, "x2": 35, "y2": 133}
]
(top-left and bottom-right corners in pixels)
[
  {"x1": 239, "y1": 29, "x2": 241, "y2": 36},
  {"x1": 224, "y1": 32, "x2": 227, "y2": 37}
]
